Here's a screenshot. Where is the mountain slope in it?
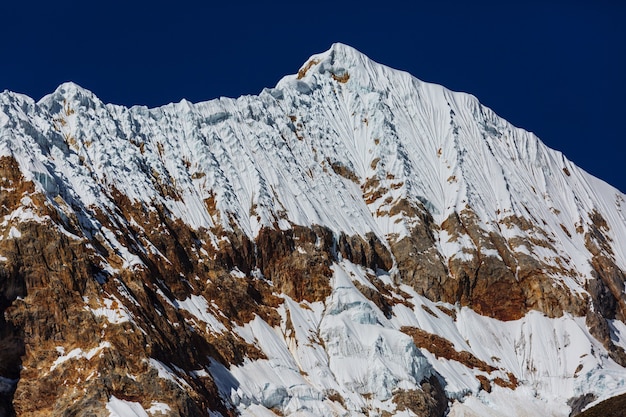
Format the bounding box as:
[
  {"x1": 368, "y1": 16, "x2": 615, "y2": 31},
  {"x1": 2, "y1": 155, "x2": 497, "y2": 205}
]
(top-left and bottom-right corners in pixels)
[{"x1": 0, "y1": 43, "x2": 625, "y2": 416}]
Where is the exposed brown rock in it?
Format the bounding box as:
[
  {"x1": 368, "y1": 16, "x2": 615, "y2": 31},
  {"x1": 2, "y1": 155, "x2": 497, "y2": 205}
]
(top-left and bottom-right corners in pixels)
[
  {"x1": 584, "y1": 211, "x2": 626, "y2": 366},
  {"x1": 0, "y1": 213, "x2": 234, "y2": 416},
  {"x1": 493, "y1": 372, "x2": 519, "y2": 390},
  {"x1": 573, "y1": 392, "x2": 626, "y2": 417},
  {"x1": 331, "y1": 71, "x2": 350, "y2": 83},
  {"x1": 325, "y1": 389, "x2": 346, "y2": 408},
  {"x1": 328, "y1": 159, "x2": 359, "y2": 183},
  {"x1": 256, "y1": 226, "x2": 334, "y2": 302},
  {"x1": 476, "y1": 375, "x2": 492, "y2": 393},
  {"x1": 353, "y1": 281, "x2": 393, "y2": 319},
  {"x1": 297, "y1": 59, "x2": 319, "y2": 79},
  {"x1": 0, "y1": 157, "x2": 36, "y2": 217},
  {"x1": 392, "y1": 375, "x2": 447, "y2": 417},
  {"x1": 431, "y1": 210, "x2": 586, "y2": 321},
  {"x1": 436, "y1": 305, "x2": 456, "y2": 320},
  {"x1": 401, "y1": 327, "x2": 496, "y2": 373},
  {"x1": 402, "y1": 326, "x2": 520, "y2": 396},
  {"x1": 361, "y1": 176, "x2": 387, "y2": 206},
  {"x1": 352, "y1": 271, "x2": 415, "y2": 319},
  {"x1": 0, "y1": 155, "x2": 271, "y2": 415},
  {"x1": 421, "y1": 304, "x2": 438, "y2": 318},
  {"x1": 338, "y1": 232, "x2": 393, "y2": 272},
  {"x1": 388, "y1": 200, "x2": 448, "y2": 303}
]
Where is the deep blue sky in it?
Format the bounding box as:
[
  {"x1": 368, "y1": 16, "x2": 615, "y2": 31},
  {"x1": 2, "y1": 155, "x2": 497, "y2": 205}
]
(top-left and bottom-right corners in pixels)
[{"x1": 2, "y1": 1, "x2": 624, "y2": 192}]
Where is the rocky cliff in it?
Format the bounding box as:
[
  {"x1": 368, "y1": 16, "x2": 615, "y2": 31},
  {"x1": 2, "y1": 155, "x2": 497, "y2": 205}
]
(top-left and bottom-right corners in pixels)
[{"x1": 1, "y1": 44, "x2": 625, "y2": 416}]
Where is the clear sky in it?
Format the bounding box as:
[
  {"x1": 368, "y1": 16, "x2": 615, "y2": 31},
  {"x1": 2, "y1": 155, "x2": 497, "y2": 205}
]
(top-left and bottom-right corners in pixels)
[{"x1": 2, "y1": 0, "x2": 624, "y2": 192}]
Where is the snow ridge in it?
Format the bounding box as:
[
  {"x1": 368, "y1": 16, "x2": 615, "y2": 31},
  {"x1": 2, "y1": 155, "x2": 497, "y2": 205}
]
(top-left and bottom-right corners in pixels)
[{"x1": 2, "y1": 44, "x2": 624, "y2": 294}]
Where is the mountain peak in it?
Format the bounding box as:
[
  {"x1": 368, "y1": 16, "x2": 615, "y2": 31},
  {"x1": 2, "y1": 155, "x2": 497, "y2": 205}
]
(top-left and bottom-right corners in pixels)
[
  {"x1": 287, "y1": 44, "x2": 355, "y2": 85},
  {"x1": 39, "y1": 81, "x2": 99, "y2": 111},
  {"x1": 277, "y1": 42, "x2": 413, "y2": 102},
  {"x1": 323, "y1": 42, "x2": 370, "y2": 62},
  {"x1": 52, "y1": 81, "x2": 94, "y2": 98},
  {"x1": 0, "y1": 45, "x2": 625, "y2": 417}
]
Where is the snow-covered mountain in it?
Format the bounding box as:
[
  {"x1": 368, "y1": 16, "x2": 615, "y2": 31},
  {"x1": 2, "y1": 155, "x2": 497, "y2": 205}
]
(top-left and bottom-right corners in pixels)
[{"x1": 1, "y1": 43, "x2": 625, "y2": 417}]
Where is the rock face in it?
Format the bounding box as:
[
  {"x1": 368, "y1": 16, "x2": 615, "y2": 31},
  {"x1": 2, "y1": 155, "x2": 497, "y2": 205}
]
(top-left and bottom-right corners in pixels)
[{"x1": 0, "y1": 44, "x2": 625, "y2": 416}]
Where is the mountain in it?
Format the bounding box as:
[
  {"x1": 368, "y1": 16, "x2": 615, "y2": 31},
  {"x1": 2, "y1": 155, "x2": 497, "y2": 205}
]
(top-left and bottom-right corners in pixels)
[{"x1": 1, "y1": 43, "x2": 625, "y2": 417}]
